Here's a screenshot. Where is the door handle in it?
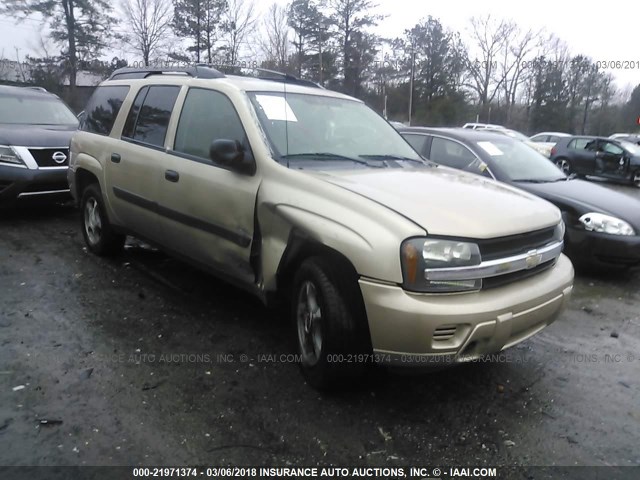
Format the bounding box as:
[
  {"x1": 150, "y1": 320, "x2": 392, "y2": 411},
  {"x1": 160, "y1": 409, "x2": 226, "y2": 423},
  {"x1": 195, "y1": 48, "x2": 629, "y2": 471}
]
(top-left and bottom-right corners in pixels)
[
  {"x1": 165, "y1": 170, "x2": 180, "y2": 182},
  {"x1": 110, "y1": 153, "x2": 121, "y2": 163}
]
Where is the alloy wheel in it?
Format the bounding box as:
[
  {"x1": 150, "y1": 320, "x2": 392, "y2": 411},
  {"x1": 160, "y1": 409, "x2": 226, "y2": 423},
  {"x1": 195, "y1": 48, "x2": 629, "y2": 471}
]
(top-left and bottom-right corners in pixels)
[
  {"x1": 84, "y1": 197, "x2": 102, "y2": 246},
  {"x1": 296, "y1": 280, "x2": 323, "y2": 366}
]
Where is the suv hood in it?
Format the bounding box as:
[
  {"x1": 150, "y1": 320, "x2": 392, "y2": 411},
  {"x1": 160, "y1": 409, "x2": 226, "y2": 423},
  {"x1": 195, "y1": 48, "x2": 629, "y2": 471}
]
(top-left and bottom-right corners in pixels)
[
  {"x1": 314, "y1": 168, "x2": 561, "y2": 239},
  {"x1": 0, "y1": 124, "x2": 77, "y2": 147}
]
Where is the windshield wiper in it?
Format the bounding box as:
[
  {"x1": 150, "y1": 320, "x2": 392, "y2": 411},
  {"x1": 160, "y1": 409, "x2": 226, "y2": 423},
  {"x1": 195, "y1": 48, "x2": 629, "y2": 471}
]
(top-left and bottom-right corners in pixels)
[
  {"x1": 281, "y1": 152, "x2": 385, "y2": 167},
  {"x1": 359, "y1": 154, "x2": 433, "y2": 166},
  {"x1": 513, "y1": 178, "x2": 567, "y2": 183}
]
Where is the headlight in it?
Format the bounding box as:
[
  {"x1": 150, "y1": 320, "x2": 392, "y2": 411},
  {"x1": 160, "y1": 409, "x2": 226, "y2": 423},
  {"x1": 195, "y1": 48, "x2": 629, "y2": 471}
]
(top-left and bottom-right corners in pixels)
[
  {"x1": 0, "y1": 145, "x2": 24, "y2": 165},
  {"x1": 555, "y1": 221, "x2": 565, "y2": 241},
  {"x1": 579, "y1": 213, "x2": 635, "y2": 236},
  {"x1": 401, "y1": 238, "x2": 482, "y2": 293}
]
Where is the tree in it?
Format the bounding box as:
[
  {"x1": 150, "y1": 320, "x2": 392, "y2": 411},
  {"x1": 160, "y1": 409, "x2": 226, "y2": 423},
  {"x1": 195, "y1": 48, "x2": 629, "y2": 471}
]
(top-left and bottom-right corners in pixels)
[
  {"x1": 1, "y1": 0, "x2": 119, "y2": 91},
  {"x1": 497, "y1": 25, "x2": 540, "y2": 122},
  {"x1": 122, "y1": 0, "x2": 173, "y2": 66},
  {"x1": 622, "y1": 84, "x2": 640, "y2": 130},
  {"x1": 173, "y1": 0, "x2": 227, "y2": 63},
  {"x1": 258, "y1": 3, "x2": 291, "y2": 70},
  {"x1": 220, "y1": 0, "x2": 257, "y2": 65},
  {"x1": 403, "y1": 17, "x2": 467, "y2": 102},
  {"x1": 328, "y1": 0, "x2": 383, "y2": 96},
  {"x1": 288, "y1": 0, "x2": 325, "y2": 77},
  {"x1": 465, "y1": 15, "x2": 515, "y2": 106}
]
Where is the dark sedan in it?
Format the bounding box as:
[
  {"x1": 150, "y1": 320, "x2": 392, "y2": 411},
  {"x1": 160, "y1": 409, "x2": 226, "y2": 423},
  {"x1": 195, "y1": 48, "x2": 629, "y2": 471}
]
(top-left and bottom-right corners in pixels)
[
  {"x1": 549, "y1": 135, "x2": 640, "y2": 187},
  {"x1": 399, "y1": 127, "x2": 640, "y2": 269},
  {"x1": 0, "y1": 85, "x2": 78, "y2": 205}
]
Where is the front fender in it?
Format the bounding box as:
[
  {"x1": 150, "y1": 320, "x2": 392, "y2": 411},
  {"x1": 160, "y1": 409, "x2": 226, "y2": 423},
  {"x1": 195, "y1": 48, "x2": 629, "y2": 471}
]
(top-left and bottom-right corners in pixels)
[{"x1": 257, "y1": 174, "x2": 425, "y2": 293}]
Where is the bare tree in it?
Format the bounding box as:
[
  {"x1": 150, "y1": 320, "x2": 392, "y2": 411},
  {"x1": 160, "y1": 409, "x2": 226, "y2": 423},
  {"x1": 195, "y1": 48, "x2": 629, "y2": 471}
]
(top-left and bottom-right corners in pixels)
[
  {"x1": 258, "y1": 3, "x2": 290, "y2": 69},
  {"x1": 122, "y1": 0, "x2": 173, "y2": 66},
  {"x1": 221, "y1": 0, "x2": 257, "y2": 65},
  {"x1": 498, "y1": 25, "x2": 541, "y2": 122},
  {"x1": 465, "y1": 15, "x2": 515, "y2": 106}
]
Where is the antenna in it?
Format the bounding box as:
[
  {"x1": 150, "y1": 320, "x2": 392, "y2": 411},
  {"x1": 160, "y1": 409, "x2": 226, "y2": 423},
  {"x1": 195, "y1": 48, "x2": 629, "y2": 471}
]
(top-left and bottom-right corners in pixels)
[{"x1": 284, "y1": 73, "x2": 290, "y2": 167}]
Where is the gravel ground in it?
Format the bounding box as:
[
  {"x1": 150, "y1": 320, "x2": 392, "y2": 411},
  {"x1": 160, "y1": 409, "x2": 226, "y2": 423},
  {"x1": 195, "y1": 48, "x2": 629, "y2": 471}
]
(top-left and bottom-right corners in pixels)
[{"x1": 0, "y1": 181, "x2": 639, "y2": 470}]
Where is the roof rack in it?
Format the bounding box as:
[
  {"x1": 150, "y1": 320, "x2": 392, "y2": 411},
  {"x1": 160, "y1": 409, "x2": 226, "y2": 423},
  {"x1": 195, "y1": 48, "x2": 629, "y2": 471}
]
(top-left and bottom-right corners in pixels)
[
  {"x1": 199, "y1": 64, "x2": 323, "y2": 89},
  {"x1": 21, "y1": 86, "x2": 48, "y2": 92},
  {"x1": 108, "y1": 65, "x2": 225, "y2": 80}
]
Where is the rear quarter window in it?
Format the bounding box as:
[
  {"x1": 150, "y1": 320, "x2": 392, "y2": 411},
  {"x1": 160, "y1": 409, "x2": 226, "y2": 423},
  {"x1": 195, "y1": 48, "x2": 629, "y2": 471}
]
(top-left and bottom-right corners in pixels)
[{"x1": 80, "y1": 86, "x2": 130, "y2": 136}]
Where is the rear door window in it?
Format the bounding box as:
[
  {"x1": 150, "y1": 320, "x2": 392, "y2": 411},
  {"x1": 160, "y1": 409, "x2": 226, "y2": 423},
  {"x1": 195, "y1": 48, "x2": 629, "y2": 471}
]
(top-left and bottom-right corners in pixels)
[
  {"x1": 402, "y1": 134, "x2": 429, "y2": 155},
  {"x1": 429, "y1": 137, "x2": 478, "y2": 170},
  {"x1": 568, "y1": 138, "x2": 591, "y2": 150},
  {"x1": 81, "y1": 86, "x2": 130, "y2": 136},
  {"x1": 124, "y1": 86, "x2": 180, "y2": 148}
]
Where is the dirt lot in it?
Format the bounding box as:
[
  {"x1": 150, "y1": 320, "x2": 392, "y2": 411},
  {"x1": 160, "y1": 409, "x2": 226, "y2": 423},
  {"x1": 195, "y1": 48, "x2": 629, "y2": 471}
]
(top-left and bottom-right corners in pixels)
[{"x1": 1, "y1": 181, "x2": 639, "y2": 470}]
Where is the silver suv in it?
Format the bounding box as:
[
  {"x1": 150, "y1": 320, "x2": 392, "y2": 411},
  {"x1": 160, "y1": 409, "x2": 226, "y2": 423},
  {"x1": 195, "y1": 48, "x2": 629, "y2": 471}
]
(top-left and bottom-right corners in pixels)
[{"x1": 68, "y1": 66, "x2": 574, "y2": 389}]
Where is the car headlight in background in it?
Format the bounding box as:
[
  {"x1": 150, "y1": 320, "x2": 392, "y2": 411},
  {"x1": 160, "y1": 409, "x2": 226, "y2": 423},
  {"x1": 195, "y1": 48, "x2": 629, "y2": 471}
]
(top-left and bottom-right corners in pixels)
[
  {"x1": 579, "y1": 213, "x2": 635, "y2": 236},
  {"x1": 0, "y1": 145, "x2": 25, "y2": 166},
  {"x1": 401, "y1": 238, "x2": 482, "y2": 293}
]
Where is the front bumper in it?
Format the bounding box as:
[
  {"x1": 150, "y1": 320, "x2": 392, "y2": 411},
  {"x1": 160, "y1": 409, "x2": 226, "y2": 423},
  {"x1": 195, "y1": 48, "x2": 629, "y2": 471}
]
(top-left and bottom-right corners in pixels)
[
  {"x1": 359, "y1": 254, "x2": 574, "y2": 366},
  {"x1": 565, "y1": 226, "x2": 640, "y2": 268},
  {"x1": 0, "y1": 164, "x2": 70, "y2": 203}
]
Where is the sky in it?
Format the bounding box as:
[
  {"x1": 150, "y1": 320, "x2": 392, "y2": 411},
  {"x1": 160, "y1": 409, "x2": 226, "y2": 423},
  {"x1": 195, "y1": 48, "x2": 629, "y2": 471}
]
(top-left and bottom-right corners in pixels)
[{"x1": 1, "y1": 0, "x2": 639, "y2": 94}]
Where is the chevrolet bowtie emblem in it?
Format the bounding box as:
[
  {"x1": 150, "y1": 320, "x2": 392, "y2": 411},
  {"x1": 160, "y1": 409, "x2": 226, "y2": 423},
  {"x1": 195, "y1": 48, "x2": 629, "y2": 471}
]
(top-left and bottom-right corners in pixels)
[{"x1": 525, "y1": 249, "x2": 542, "y2": 269}]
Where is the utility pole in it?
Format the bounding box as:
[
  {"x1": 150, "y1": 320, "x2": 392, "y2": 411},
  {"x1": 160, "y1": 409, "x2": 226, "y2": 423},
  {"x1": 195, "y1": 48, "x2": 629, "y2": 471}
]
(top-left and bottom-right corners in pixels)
[
  {"x1": 318, "y1": 23, "x2": 328, "y2": 86},
  {"x1": 408, "y1": 50, "x2": 416, "y2": 126}
]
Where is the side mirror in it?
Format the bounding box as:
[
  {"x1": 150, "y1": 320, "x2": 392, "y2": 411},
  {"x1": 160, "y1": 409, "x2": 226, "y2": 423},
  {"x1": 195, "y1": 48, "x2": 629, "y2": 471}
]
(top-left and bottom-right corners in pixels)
[
  {"x1": 209, "y1": 139, "x2": 255, "y2": 174},
  {"x1": 595, "y1": 151, "x2": 604, "y2": 159}
]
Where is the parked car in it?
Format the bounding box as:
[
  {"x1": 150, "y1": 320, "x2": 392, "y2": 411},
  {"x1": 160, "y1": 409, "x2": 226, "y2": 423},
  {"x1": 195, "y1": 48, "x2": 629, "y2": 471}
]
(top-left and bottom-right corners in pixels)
[
  {"x1": 0, "y1": 85, "x2": 78, "y2": 204},
  {"x1": 399, "y1": 127, "x2": 640, "y2": 269},
  {"x1": 69, "y1": 66, "x2": 573, "y2": 389},
  {"x1": 550, "y1": 136, "x2": 640, "y2": 187},
  {"x1": 610, "y1": 134, "x2": 640, "y2": 146},
  {"x1": 609, "y1": 133, "x2": 638, "y2": 140},
  {"x1": 462, "y1": 122, "x2": 505, "y2": 130},
  {"x1": 389, "y1": 120, "x2": 406, "y2": 129},
  {"x1": 478, "y1": 126, "x2": 552, "y2": 157},
  {"x1": 529, "y1": 132, "x2": 571, "y2": 156},
  {"x1": 530, "y1": 132, "x2": 571, "y2": 144}
]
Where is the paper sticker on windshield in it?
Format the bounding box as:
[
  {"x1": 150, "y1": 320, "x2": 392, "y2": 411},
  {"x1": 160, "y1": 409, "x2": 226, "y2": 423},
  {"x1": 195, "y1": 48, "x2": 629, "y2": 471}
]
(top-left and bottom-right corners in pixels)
[
  {"x1": 477, "y1": 141, "x2": 504, "y2": 156},
  {"x1": 255, "y1": 95, "x2": 298, "y2": 122}
]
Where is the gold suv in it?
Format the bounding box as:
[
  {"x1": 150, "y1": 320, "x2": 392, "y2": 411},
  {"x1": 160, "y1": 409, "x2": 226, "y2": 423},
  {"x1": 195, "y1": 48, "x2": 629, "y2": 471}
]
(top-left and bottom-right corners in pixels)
[{"x1": 68, "y1": 66, "x2": 574, "y2": 389}]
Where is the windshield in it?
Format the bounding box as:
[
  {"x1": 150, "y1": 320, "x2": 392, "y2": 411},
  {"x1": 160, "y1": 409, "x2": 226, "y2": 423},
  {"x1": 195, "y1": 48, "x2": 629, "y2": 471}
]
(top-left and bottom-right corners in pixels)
[
  {"x1": 475, "y1": 138, "x2": 566, "y2": 182},
  {"x1": 0, "y1": 93, "x2": 78, "y2": 126},
  {"x1": 248, "y1": 92, "x2": 423, "y2": 166},
  {"x1": 619, "y1": 140, "x2": 640, "y2": 155}
]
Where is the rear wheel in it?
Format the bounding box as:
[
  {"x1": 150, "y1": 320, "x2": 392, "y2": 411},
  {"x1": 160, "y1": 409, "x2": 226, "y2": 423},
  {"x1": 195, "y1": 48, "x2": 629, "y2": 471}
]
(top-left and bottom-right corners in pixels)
[
  {"x1": 555, "y1": 158, "x2": 571, "y2": 175},
  {"x1": 291, "y1": 257, "x2": 371, "y2": 390},
  {"x1": 80, "y1": 183, "x2": 125, "y2": 256}
]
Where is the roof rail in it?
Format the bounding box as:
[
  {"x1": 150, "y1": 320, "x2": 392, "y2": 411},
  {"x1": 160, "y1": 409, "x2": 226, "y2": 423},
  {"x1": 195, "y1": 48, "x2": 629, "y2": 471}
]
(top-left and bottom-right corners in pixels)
[
  {"x1": 200, "y1": 64, "x2": 323, "y2": 89},
  {"x1": 22, "y1": 86, "x2": 48, "y2": 92},
  {"x1": 108, "y1": 65, "x2": 225, "y2": 80}
]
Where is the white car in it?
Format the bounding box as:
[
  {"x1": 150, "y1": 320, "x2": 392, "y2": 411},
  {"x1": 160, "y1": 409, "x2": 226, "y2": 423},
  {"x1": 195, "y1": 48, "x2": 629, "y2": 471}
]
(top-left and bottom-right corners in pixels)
[
  {"x1": 529, "y1": 132, "x2": 571, "y2": 158},
  {"x1": 475, "y1": 127, "x2": 552, "y2": 157},
  {"x1": 462, "y1": 122, "x2": 506, "y2": 130}
]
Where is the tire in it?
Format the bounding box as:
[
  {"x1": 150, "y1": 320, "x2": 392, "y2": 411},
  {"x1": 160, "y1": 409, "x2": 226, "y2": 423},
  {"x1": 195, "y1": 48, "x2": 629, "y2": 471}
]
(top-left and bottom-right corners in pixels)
[
  {"x1": 632, "y1": 170, "x2": 640, "y2": 188},
  {"x1": 555, "y1": 158, "x2": 571, "y2": 175},
  {"x1": 291, "y1": 256, "x2": 371, "y2": 390},
  {"x1": 80, "y1": 183, "x2": 125, "y2": 256}
]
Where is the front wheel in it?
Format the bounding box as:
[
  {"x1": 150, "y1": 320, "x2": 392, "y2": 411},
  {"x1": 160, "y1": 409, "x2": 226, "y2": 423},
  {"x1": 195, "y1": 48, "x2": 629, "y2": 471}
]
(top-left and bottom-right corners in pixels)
[
  {"x1": 555, "y1": 158, "x2": 571, "y2": 175},
  {"x1": 632, "y1": 170, "x2": 640, "y2": 188},
  {"x1": 292, "y1": 257, "x2": 371, "y2": 390},
  {"x1": 80, "y1": 183, "x2": 125, "y2": 256}
]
